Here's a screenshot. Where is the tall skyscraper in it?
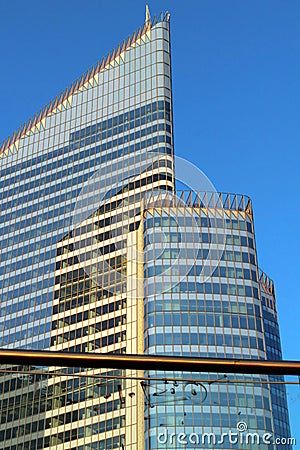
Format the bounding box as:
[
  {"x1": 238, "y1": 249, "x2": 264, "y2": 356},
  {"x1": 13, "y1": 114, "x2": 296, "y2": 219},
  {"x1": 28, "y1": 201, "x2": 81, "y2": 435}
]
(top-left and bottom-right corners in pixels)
[{"x1": 0, "y1": 7, "x2": 291, "y2": 450}]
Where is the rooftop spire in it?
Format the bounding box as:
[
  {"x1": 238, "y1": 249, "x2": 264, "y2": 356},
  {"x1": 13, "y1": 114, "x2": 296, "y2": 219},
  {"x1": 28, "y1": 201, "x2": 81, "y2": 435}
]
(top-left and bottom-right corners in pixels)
[{"x1": 145, "y1": 3, "x2": 151, "y2": 22}]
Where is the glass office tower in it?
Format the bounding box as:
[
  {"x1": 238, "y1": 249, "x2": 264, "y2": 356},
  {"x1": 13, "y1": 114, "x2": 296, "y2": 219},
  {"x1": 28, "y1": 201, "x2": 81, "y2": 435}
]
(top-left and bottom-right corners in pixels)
[
  {"x1": 0, "y1": 8, "x2": 291, "y2": 450},
  {"x1": 143, "y1": 193, "x2": 291, "y2": 449}
]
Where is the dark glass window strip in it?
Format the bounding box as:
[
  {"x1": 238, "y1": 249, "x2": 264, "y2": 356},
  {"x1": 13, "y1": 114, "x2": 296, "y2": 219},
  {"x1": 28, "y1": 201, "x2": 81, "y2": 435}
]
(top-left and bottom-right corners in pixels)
[
  {"x1": 63, "y1": 331, "x2": 126, "y2": 353},
  {"x1": 70, "y1": 100, "x2": 170, "y2": 143},
  {"x1": 51, "y1": 314, "x2": 126, "y2": 345}
]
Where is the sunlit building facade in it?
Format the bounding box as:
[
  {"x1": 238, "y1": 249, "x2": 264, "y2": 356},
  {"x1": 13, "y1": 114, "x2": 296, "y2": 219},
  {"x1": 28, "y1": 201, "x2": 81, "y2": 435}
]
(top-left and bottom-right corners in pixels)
[
  {"x1": 143, "y1": 193, "x2": 292, "y2": 449},
  {"x1": 0, "y1": 8, "x2": 291, "y2": 450}
]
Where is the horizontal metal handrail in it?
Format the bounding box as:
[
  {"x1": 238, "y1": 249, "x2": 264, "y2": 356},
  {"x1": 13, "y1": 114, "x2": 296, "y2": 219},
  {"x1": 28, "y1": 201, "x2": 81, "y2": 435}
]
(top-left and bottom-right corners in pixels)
[{"x1": 0, "y1": 350, "x2": 299, "y2": 375}]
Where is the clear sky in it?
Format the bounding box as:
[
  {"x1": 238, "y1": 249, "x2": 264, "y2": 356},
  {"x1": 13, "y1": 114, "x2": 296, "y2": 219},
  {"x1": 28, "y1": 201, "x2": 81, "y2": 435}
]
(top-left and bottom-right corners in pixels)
[{"x1": 0, "y1": 0, "x2": 299, "y2": 443}]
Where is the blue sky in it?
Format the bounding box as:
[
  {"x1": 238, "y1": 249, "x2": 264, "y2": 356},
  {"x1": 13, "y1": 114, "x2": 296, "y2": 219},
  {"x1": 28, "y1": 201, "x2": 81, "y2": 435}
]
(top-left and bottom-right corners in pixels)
[{"x1": 0, "y1": 0, "x2": 299, "y2": 442}]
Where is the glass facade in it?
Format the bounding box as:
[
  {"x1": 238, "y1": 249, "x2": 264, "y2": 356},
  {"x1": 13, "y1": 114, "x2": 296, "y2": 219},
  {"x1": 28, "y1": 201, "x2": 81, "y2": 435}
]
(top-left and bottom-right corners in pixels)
[
  {"x1": 0, "y1": 9, "x2": 291, "y2": 450},
  {"x1": 143, "y1": 193, "x2": 291, "y2": 449},
  {"x1": 259, "y1": 271, "x2": 292, "y2": 447}
]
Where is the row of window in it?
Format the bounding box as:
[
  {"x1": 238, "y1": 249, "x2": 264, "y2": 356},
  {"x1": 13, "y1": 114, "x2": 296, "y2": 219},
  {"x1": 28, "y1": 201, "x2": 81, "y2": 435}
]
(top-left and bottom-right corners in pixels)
[
  {"x1": 53, "y1": 288, "x2": 126, "y2": 314},
  {"x1": 2, "y1": 264, "x2": 54, "y2": 293},
  {"x1": 81, "y1": 177, "x2": 171, "y2": 228},
  {"x1": 55, "y1": 267, "x2": 87, "y2": 283},
  {"x1": 95, "y1": 173, "x2": 172, "y2": 217},
  {"x1": 211, "y1": 265, "x2": 257, "y2": 281},
  {"x1": 0, "y1": 277, "x2": 52, "y2": 300},
  {"x1": 103, "y1": 165, "x2": 172, "y2": 201},
  {"x1": 50, "y1": 368, "x2": 122, "y2": 389},
  {"x1": 59, "y1": 206, "x2": 142, "y2": 245},
  {"x1": 263, "y1": 305, "x2": 278, "y2": 322},
  {"x1": 227, "y1": 234, "x2": 254, "y2": 247},
  {"x1": 265, "y1": 331, "x2": 281, "y2": 348},
  {"x1": 146, "y1": 332, "x2": 265, "y2": 350},
  {"x1": 266, "y1": 348, "x2": 283, "y2": 361},
  {"x1": 0, "y1": 217, "x2": 70, "y2": 254},
  {"x1": 56, "y1": 279, "x2": 94, "y2": 298},
  {"x1": 0, "y1": 383, "x2": 123, "y2": 424},
  {"x1": 266, "y1": 346, "x2": 282, "y2": 360},
  {"x1": 51, "y1": 416, "x2": 125, "y2": 441},
  {"x1": 144, "y1": 231, "x2": 254, "y2": 248},
  {"x1": 146, "y1": 281, "x2": 259, "y2": 298},
  {"x1": 1, "y1": 225, "x2": 68, "y2": 263},
  {"x1": 270, "y1": 385, "x2": 291, "y2": 411},
  {"x1": 52, "y1": 378, "x2": 124, "y2": 405},
  {"x1": 56, "y1": 274, "x2": 122, "y2": 298},
  {"x1": 0, "y1": 261, "x2": 54, "y2": 289},
  {"x1": 264, "y1": 320, "x2": 280, "y2": 338},
  {"x1": 51, "y1": 314, "x2": 126, "y2": 345},
  {"x1": 0, "y1": 413, "x2": 125, "y2": 443},
  {"x1": 262, "y1": 295, "x2": 276, "y2": 312},
  {"x1": 145, "y1": 248, "x2": 256, "y2": 264},
  {"x1": 2, "y1": 437, "x2": 51, "y2": 450},
  {"x1": 0, "y1": 322, "x2": 51, "y2": 346},
  {"x1": 145, "y1": 216, "x2": 253, "y2": 232},
  {"x1": 0, "y1": 371, "x2": 47, "y2": 395},
  {"x1": 60, "y1": 331, "x2": 126, "y2": 352},
  {"x1": 146, "y1": 298, "x2": 261, "y2": 317},
  {"x1": 0, "y1": 292, "x2": 50, "y2": 316},
  {"x1": 52, "y1": 299, "x2": 126, "y2": 325},
  {"x1": 147, "y1": 264, "x2": 257, "y2": 281},
  {"x1": 61, "y1": 376, "x2": 123, "y2": 396},
  {"x1": 145, "y1": 391, "x2": 270, "y2": 419},
  {"x1": 0, "y1": 390, "x2": 49, "y2": 422},
  {"x1": 69, "y1": 434, "x2": 125, "y2": 450},
  {"x1": 53, "y1": 288, "x2": 119, "y2": 310},
  {"x1": 1, "y1": 430, "x2": 124, "y2": 450},
  {"x1": 148, "y1": 414, "x2": 271, "y2": 431},
  {"x1": 2, "y1": 306, "x2": 52, "y2": 331},
  {"x1": 55, "y1": 243, "x2": 126, "y2": 274},
  {"x1": 223, "y1": 250, "x2": 256, "y2": 264},
  {"x1": 146, "y1": 311, "x2": 261, "y2": 331}
]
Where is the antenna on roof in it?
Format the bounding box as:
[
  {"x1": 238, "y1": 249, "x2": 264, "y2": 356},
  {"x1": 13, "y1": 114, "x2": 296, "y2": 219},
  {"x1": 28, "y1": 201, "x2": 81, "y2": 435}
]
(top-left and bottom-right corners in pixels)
[{"x1": 145, "y1": 3, "x2": 151, "y2": 22}]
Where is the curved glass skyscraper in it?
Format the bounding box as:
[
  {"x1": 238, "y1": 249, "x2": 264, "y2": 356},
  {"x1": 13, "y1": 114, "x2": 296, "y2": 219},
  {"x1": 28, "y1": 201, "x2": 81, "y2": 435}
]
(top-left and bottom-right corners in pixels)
[
  {"x1": 143, "y1": 192, "x2": 291, "y2": 449},
  {"x1": 0, "y1": 8, "x2": 291, "y2": 450}
]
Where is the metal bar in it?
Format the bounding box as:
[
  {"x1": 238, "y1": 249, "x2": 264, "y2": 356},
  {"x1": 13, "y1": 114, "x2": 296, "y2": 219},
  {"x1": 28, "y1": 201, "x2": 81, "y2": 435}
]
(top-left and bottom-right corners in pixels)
[
  {"x1": 0, "y1": 350, "x2": 299, "y2": 375},
  {"x1": 0, "y1": 369, "x2": 299, "y2": 385}
]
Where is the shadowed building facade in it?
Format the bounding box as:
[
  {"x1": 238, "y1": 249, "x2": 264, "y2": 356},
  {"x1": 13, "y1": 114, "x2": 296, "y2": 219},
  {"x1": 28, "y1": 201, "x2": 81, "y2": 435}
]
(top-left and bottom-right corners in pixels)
[{"x1": 0, "y1": 8, "x2": 291, "y2": 450}]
